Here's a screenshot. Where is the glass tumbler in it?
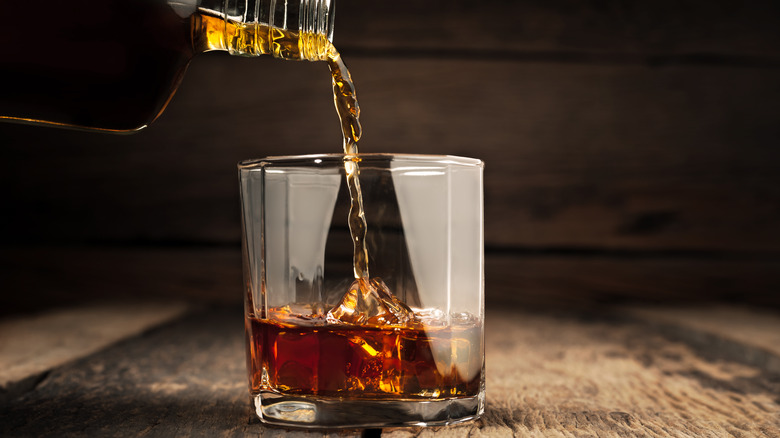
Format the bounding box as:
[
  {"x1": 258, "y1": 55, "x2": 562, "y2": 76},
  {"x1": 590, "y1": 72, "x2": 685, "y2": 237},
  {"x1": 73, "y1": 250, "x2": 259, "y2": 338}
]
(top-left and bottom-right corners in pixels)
[{"x1": 239, "y1": 154, "x2": 484, "y2": 428}]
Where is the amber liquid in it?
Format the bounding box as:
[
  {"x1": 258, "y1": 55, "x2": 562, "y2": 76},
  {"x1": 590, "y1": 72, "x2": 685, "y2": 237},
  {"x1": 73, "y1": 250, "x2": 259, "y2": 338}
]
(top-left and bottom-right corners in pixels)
[
  {"x1": 326, "y1": 47, "x2": 370, "y2": 279},
  {"x1": 247, "y1": 308, "x2": 482, "y2": 399},
  {"x1": 0, "y1": 3, "x2": 328, "y2": 132}
]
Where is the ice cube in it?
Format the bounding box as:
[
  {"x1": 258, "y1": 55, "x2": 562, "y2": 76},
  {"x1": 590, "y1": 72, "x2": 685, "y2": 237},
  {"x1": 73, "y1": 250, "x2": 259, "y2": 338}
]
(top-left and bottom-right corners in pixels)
[{"x1": 327, "y1": 277, "x2": 416, "y2": 327}]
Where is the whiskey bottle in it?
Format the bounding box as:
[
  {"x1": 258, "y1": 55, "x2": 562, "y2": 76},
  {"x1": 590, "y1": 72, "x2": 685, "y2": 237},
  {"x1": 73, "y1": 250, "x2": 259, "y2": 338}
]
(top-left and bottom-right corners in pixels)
[{"x1": 0, "y1": 0, "x2": 335, "y2": 132}]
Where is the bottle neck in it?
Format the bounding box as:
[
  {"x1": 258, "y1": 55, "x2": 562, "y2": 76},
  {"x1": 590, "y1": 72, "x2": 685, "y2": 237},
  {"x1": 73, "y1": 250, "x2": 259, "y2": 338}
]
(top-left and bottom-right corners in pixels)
[{"x1": 192, "y1": 0, "x2": 335, "y2": 61}]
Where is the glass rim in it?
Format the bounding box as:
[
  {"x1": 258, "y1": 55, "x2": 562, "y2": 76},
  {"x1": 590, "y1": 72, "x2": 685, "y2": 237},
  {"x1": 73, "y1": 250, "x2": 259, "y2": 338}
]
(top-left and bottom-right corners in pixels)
[{"x1": 238, "y1": 153, "x2": 484, "y2": 169}]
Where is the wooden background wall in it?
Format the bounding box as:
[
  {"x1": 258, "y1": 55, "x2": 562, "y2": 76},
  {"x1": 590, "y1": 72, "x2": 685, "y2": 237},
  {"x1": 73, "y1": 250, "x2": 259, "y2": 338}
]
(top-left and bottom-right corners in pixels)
[{"x1": 1, "y1": 0, "x2": 779, "y2": 313}]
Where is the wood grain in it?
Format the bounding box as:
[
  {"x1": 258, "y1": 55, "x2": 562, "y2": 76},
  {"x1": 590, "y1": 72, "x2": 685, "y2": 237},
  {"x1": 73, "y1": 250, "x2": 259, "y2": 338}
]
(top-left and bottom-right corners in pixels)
[
  {"x1": 0, "y1": 302, "x2": 188, "y2": 405},
  {"x1": 1, "y1": 57, "x2": 779, "y2": 253},
  {"x1": 4, "y1": 248, "x2": 780, "y2": 318},
  {"x1": 2, "y1": 306, "x2": 779, "y2": 436},
  {"x1": 0, "y1": 247, "x2": 242, "y2": 315},
  {"x1": 627, "y1": 306, "x2": 780, "y2": 373},
  {"x1": 486, "y1": 254, "x2": 780, "y2": 308},
  {"x1": 334, "y1": 0, "x2": 780, "y2": 59}
]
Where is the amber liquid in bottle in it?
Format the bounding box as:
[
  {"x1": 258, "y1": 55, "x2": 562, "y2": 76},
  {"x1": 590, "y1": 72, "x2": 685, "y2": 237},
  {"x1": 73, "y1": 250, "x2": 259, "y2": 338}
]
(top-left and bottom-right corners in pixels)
[{"x1": 0, "y1": 0, "x2": 329, "y2": 132}]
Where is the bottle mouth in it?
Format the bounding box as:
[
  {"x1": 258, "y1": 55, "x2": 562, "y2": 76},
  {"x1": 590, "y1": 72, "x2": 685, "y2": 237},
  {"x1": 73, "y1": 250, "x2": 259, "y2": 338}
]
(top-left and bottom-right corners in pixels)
[
  {"x1": 299, "y1": 0, "x2": 336, "y2": 43},
  {"x1": 304, "y1": 0, "x2": 335, "y2": 44},
  {"x1": 297, "y1": 0, "x2": 335, "y2": 60}
]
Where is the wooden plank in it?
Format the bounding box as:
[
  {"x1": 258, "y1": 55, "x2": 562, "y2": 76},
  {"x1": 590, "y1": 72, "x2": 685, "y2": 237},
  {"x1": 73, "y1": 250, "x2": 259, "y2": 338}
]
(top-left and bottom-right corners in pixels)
[
  {"x1": 486, "y1": 254, "x2": 780, "y2": 309},
  {"x1": 627, "y1": 306, "x2": 780, "y2": 373},
  {"x1": 1, "y1": 306, "x2": 779, "y2": 436},
  {"x1": 1, "y1": 57, "x2": 779, "y2": 252},
  {"x1": 334, "y1": 0, "x2": 780, "y2": 59},
  {"x1": 3, "y1": 248, "x2": 780, "y2": 316},
  {"x1": 0, "y1": 302, "x2": 188, "y2": 405},
  {"x1": 0, "y1": 247, "x2": 241, "y2": 316}
]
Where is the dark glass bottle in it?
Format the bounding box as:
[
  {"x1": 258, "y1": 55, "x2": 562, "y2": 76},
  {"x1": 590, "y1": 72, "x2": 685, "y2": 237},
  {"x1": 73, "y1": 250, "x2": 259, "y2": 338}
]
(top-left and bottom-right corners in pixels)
[{"x1": 0, "y1": 0, "x2": 334, "y2": 132}]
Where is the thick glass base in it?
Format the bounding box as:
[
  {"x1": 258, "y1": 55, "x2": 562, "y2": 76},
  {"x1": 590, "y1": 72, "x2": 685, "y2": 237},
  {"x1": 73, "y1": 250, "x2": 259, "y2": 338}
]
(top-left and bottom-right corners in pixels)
[{"x1": 253, "y1": 390, "x2": 485, "y2": 429}]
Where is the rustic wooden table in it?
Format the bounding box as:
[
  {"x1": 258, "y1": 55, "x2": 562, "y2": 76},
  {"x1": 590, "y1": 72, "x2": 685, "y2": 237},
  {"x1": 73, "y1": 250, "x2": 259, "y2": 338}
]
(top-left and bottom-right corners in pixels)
[{"x1": 2, "y1": 253, "x2": 779, "y2": 437}]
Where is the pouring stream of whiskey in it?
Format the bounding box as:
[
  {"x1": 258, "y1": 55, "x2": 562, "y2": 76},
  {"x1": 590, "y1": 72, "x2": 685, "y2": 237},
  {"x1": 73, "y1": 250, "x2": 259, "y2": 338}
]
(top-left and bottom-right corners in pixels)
[
  {"x1": 327, "y1": 46, "x2": 370, "y2": 280},
  {"x1": 324, "y1": 45, "x2": 416, "y2": 327}
]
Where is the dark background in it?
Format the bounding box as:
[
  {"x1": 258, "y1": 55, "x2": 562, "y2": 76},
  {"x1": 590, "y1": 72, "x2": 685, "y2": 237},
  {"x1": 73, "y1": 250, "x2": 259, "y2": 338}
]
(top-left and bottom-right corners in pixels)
[{"x1": 2, "y1": 0, "x2": 779, "y2": 314}]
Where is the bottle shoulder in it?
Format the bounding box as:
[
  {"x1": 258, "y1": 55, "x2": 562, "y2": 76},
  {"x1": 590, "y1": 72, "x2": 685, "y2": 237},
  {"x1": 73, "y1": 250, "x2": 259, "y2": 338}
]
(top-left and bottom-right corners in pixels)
[{"x1": 0, "y1": 0, "x2": 196, "y2": 132}]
